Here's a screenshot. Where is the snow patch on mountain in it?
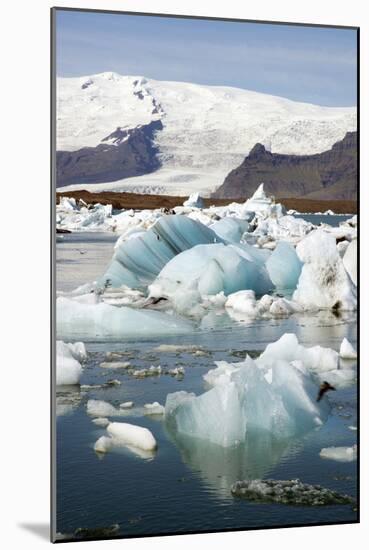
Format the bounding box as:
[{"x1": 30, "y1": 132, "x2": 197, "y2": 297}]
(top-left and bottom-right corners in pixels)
[{"x1": 57, "y1": 72, "x2": 356, "y2": 196}]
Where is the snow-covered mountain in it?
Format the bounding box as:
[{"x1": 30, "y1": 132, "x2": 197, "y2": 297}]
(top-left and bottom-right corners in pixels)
[{"x1": 57, "y1": 72, "x2": 356, "y2": 196}]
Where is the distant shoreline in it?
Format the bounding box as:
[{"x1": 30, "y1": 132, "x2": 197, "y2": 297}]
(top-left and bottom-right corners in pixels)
[{"x1": 56, "y1": 190, "x2": 357, "y2": 215}]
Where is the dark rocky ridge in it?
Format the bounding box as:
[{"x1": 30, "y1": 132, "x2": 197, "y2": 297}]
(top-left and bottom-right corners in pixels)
[
  {"x1": 56, "y1": 120, "x2": 163, "y2": 187},
  {"x1": 213, "y1": 132, "x2": 357, "y2": 201}
]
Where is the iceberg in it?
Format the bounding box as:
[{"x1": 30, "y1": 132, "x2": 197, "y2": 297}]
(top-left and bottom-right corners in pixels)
[
  {"x1": 266, "y1": 241, "x2": 302, "y2": 290},
  {"x1": 255, "y1": 215, "x2": 314, "y2": 242},
  {"x1": 243, "y1": 183, "x2": 285, "y2": 218},
  {"x1": 319, "y1": 445, "x2": 357, "y2": 462},
  {"x1": 56, "y1": 297, "x2": 193, "y2": 341},
  {"x1": 94, "y1": 422, "x2": 157, "y2": 453},
  {"x1": 183, "y1": 192, "x2": 204, "y2": 208},
  {"x1": 149, "y1": 243, "x2": 273, "y2": 301},
  {"x1": 100, "y1": 215, "x2": 223, "y2": 289},
  {"x1": 165, "y1": 351, "x2": 329, "y2": 447},
  {"x1": 293, "y1": 230, "x2": 357, "y2": 311},
  {"x1": 56, "y1": 340, "x2": 86, "y2": 385},
  {"x1": 340, "y1": 337, "x2": 357, "y2": 359}
]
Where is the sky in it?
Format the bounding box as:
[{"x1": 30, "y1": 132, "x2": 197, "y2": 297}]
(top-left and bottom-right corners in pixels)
[{"x1": 55, "y1": 10, "x2": 357, "y2": 107}]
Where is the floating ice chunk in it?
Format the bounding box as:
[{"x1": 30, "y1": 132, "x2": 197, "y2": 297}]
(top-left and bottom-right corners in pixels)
[
  {"x1": 120, "y1": 401, "x2": 134, "y2": 409},
  {"x1": 340, "y1": 337, "x2": 357, "y2": 359},
  {"x1": 56, "y1": 340, "x2": 85, "y2": 385},
  {"x1": 266, "y1": 241, "x2": 302, "y2": 290},
  {"x1": 57, "y1": 297, "x2": 193, "y2": 341},
  {"x1": 101, "y1": 215, "x2": 222, "y2": 288},
  {"x1": 293, "y1": 230, "x2": 357, "y2": 311},
  {"x1": 87, "y1": 399, "x2": 119, "y2": 417},
  {"x1": 231, "y1": 479, "x2": 355, "y2": 505},
  {"x1": 92, "y1": 417, "x2": 110, "y2": 427},
  {"x1": 343, "y1": 240, "x2": 357, "y2": 286},
  {"x1": 144, "y1": 402, "x2": 165, "y2": 415},
  {"x1": 183, "y1": 192, "x2": 204, "y2": 208},
  {"x1": 94, "y1": 436, "x2": 113, "y2": 453},
  {"x1": 150, "y1": 243, "x2": 273, "y2": 299},
  {"x1": 210, "y1": 218, "x2": 249, "y2": 243},
  {"x1": 165, "y1": 353, "x2": 328, "y2": 447},
  {"x1": 225, "y1": 290, "x2": 257, "y2": 316},
  {"x1": 168, "y1": 367, "x2": 185, "y2": 376},
  {"x1": 255, "y1": 215, "x2": 313, "y2": 242},
  {"x1": 243, "y1": 184, "x2": 285, "y2": 218},
  {"x1": 107, "y1": 422, "x2": 157, "y2": 451},
  {"x1": 258, "y1": 333, "x2": 339, "y2": 373},
  {"x1": 319, "y1": 445, "x2": 357, "y2": 462},
  {"x1": 99, "y1": 361, "x2": 131, "y2": 369},
  {"x1": 132, "y1": 365, "x2": 162, "y2": 378}
]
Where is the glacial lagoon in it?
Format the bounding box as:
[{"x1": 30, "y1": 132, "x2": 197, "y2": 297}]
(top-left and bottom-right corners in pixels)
[{"x1": 55, "y1": 218, "x2": 357, "y2": 539}]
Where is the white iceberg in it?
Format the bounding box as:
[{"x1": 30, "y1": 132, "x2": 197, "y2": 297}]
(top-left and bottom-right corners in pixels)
[
  {"x1": 243, "y1": 183, "x2": 285, "y2": 218},
  {"x1": 257, "y1": 333, "x2": 339, "y2": 374},
  {"x1": 293, "y1": 230, "x2": 357, "y2": 311},
  {"x1": 144, "y1": 402, "x2": 165, "y2": 415},
  {"x1": 340, "y1": 337, "x2": 357, "y2": 359},
  {"x1": 319, "y1": 445, "x2": 357, "y2": 462},
  {"x1": 183, "y1": 192, "x2": 204, "y2": 208},
  {"x1": 94, "y1": 422, "x2": 157, "y2": 453},
  {"x1": 87, "y1": 399, "x2": 120, "y2": 417},
  {"x1": 56, "y1": 340, "x2": 86, "y2": 385},
  {"x1": 56, "y1": 297, "x2": 193, "y2": 341}
]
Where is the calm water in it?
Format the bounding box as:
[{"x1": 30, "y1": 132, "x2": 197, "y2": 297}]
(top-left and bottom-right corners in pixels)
[{"x1": 55, "y1": 220, "x2": 358, "y2": 540}]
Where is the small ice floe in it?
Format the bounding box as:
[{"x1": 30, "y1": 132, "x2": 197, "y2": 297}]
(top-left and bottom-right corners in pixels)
[
  {"x1": 120, "y1": 401, "x2": 134, "y2": 409},
  {"x1": 319, "y1": 445, "x2": 357, "y2": 462},
  {"x1": 348, "y1": 426, "x2": 357, "y2": 431},
  {"x1": 106, "y1": 379, "x2": 121, "y2": 386},
  {"x1": 132, "y1": 365, "x2": 162, "y2": 378},
  {"x1": 144, "y1": 402, "x2": 165, "y2": 415},
  {"x1": 99, "y1": 361, "x2": 131, "y2": 369},
  {"x1": 94, "y1": 422, "x2": 157, "y2": 454},
  {"x1": 57, "y1": 298, "x2": 193, "y2": 341},
  {"x1": 92, "y1": 417, "x2": 110, "y2": 427},
  {"x1": 340, "y1": 337, "x2": 357, "y2": 359},
  {"x1": 87, "y1": 399, "x2": 121, "y2": 417},
  {"x1": 231, "y1": 479, "x2": 355, "y2": 506},
  {"x1": 168, "y1": 367, "x2": 185, "y2": 376},
  {"x1": 56, "y1": 340, "x2": 87, "y2": 386}
]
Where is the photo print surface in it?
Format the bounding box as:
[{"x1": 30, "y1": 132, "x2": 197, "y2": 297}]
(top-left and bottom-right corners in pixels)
[{"x1": 52, "y1": 7, "x2": 359, "y2": 543}]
